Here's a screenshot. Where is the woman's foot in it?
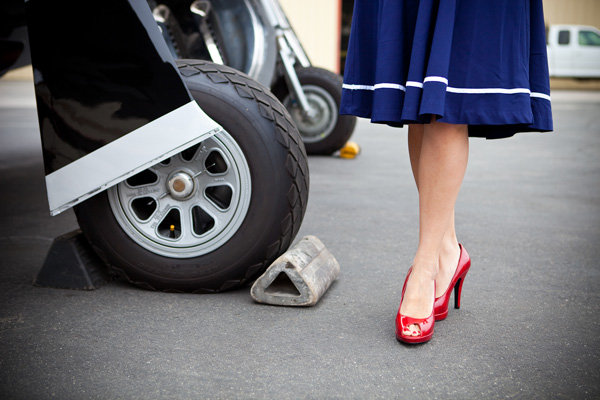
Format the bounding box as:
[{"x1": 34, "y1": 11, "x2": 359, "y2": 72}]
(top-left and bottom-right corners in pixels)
[
  {"x1": 435, "y1": 240, "x2": 461, "y2": 298},
  {"x1": 398, "y1": 264, "x2": 436, "y2": 336}
]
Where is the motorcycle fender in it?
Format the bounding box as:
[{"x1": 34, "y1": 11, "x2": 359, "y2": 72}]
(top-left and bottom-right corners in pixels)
[{"x1": 25, "y1": 0, "x2": 221, "y2": 215}]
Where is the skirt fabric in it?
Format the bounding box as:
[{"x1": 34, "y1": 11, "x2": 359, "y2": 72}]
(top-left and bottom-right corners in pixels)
[{"x1": 339, "y1": 0, "x2": 553, "y2": 139}]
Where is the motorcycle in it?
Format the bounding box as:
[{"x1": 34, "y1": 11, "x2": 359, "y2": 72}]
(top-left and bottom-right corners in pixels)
[{"x1": 150, "y1": 0, "x2": 357, "y2": 154}]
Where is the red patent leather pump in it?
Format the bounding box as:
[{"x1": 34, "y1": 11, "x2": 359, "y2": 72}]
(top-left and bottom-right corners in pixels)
[
  {"x1": 395, "y1": 268, "x2": 435, "y2": 344},
  {"x1": 433, "y1": 244, "x2": 471, "y2": 321}
]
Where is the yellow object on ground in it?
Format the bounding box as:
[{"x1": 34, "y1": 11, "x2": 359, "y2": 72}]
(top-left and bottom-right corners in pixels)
[{"x1": 339, "y1": 142, "x2": 361, "y2": 159}]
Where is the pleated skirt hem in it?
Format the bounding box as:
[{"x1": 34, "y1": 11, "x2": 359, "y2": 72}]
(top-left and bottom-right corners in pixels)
[{"x1": 340, "y1": 91, "x2": 553, "y2": 139}]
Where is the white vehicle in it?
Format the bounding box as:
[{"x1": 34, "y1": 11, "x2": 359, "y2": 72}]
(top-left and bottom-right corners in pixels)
[{"x1": 546, "y1": 25, "x2": 600, "y2": 78}]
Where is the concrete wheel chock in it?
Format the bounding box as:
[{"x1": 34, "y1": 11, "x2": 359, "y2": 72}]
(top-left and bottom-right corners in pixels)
[{"x1": 250, "y1": 236, "x2": 340, "y2": 306}]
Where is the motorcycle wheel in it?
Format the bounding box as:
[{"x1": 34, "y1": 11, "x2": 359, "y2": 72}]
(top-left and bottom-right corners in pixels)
[
  {"x1": 272, "y1": 66, "x2": 357, "y2": 155},
  {"x1": 74, "y1": 60, "x2": 309, "y2": 292}
]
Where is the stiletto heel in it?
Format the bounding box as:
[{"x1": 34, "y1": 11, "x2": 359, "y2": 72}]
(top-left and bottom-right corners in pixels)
[
  {"x1": 454, "y1": 277, "x2": 464, "y2": 309},
  {"x1": 395, "y1": 268, "x2": 435, "y2": 344},
  {"x1": 433, "y1": 244, "x2": 471, "y2": 321}
]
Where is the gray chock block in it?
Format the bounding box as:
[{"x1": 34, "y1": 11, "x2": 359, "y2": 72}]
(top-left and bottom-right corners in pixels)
[{"x1": 250, "y1": 235, "x2": 340, "y2": 306}]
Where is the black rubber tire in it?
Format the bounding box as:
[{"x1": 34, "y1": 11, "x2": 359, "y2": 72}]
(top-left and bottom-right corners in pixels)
[
  {"x1": 74, "y1": 59, "x2": 309, "y2": 293},
  {"x1": 272, "y1": 66, "x2": 357, "y2": 155}
]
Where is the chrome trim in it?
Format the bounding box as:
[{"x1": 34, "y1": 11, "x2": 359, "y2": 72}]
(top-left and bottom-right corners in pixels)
[
  {"x1": 260, "y1": 0, "x2": 311, "y2": 67},
  {"x1": 246, "y1": 0, "x2": 267, "y2": 82},
  {"x1": 278, "y1": 36, "x2": 315, "y2": 117}
]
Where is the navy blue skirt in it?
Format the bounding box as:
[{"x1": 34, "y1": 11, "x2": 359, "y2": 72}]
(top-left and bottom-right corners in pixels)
[{"x1": 339, "y1": 0, "x2": 553, "y2": 138}]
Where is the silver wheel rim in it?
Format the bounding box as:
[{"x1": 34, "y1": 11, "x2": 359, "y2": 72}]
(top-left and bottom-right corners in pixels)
[
  {"x1": 108, "y1": 130, "x2": 251, "y2": 258},
  {"x1": 283, "y1": 85, "x2": 338, "y2": 143}
]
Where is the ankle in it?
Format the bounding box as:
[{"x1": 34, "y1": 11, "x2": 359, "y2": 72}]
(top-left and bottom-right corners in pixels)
[
  {"x1": 440, "y1": 238, "x2": 459, "y2": 258},
  {"x1": 411, "y1": 258, "x2": 438, "y2": 280},
  {"x1": 438, "y1": 240, "x2": 460, "y2": 279}
]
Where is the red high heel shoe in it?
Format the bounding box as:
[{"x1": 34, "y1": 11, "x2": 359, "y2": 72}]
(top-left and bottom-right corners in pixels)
[
  {"x1": 395, "y1": 268, "x2": 435, "y2": 344},
  {"x1": 433, "y1": 244, "x2": 471, "y2": 321}
]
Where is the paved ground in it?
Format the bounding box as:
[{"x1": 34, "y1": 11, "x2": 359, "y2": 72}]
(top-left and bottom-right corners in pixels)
[{"x1": 0, "y1": 80, "x2": 599, "y2": 399}]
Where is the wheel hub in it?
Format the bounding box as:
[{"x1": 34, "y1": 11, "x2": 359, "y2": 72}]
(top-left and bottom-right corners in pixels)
[
  {"x1": 283, "y1": 85, "x2": 338, "y2": 143},
  {"x1": 108, "y1": 131, "x2": 252, "y2": 258},
  {"x1": 168, "y1": 171, "x2": 195, "y2": 199},
  {"x1": 294, "y1": 93, "x2": 330, "y2": 136}
]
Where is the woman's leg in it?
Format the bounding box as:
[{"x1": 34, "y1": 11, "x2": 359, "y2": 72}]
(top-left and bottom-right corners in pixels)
[
  {"x1": 402, "y1": 120, "x2": 468, "y2": 333},
  {"x1": 437, "y1": 214, "x2": 461, "y2": 298},
  {"x1": 408, "y1": 125, "x2": 463, "y2": 299}
]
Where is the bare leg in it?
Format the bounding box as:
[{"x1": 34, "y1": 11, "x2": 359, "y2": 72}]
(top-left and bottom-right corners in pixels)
[
  {"x1": 437, "y1": 213, "x2": 460, "y2": 298},
  {"x1": 408, "y1": 125, "x2": 462, "y2": 299},
  {"x1": 407, "y1": 124, "x2": 424, "y2": 185},
  {"x1": 402, "y1": 120, "x2": 468, "y2": 334}
]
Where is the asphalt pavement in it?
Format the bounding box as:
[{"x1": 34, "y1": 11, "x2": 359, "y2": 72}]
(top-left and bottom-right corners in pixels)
[{"x1": 0, "y1": 80, "x2": 599, "y2": 399}]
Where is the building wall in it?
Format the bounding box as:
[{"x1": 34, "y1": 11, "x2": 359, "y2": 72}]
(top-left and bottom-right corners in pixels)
[
  {"x1": 543, "y1": 0, "x2": 600, "y2": 27},
  {"x1": 278, "y1": 0, "x2": 341, "y2": 73}
]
